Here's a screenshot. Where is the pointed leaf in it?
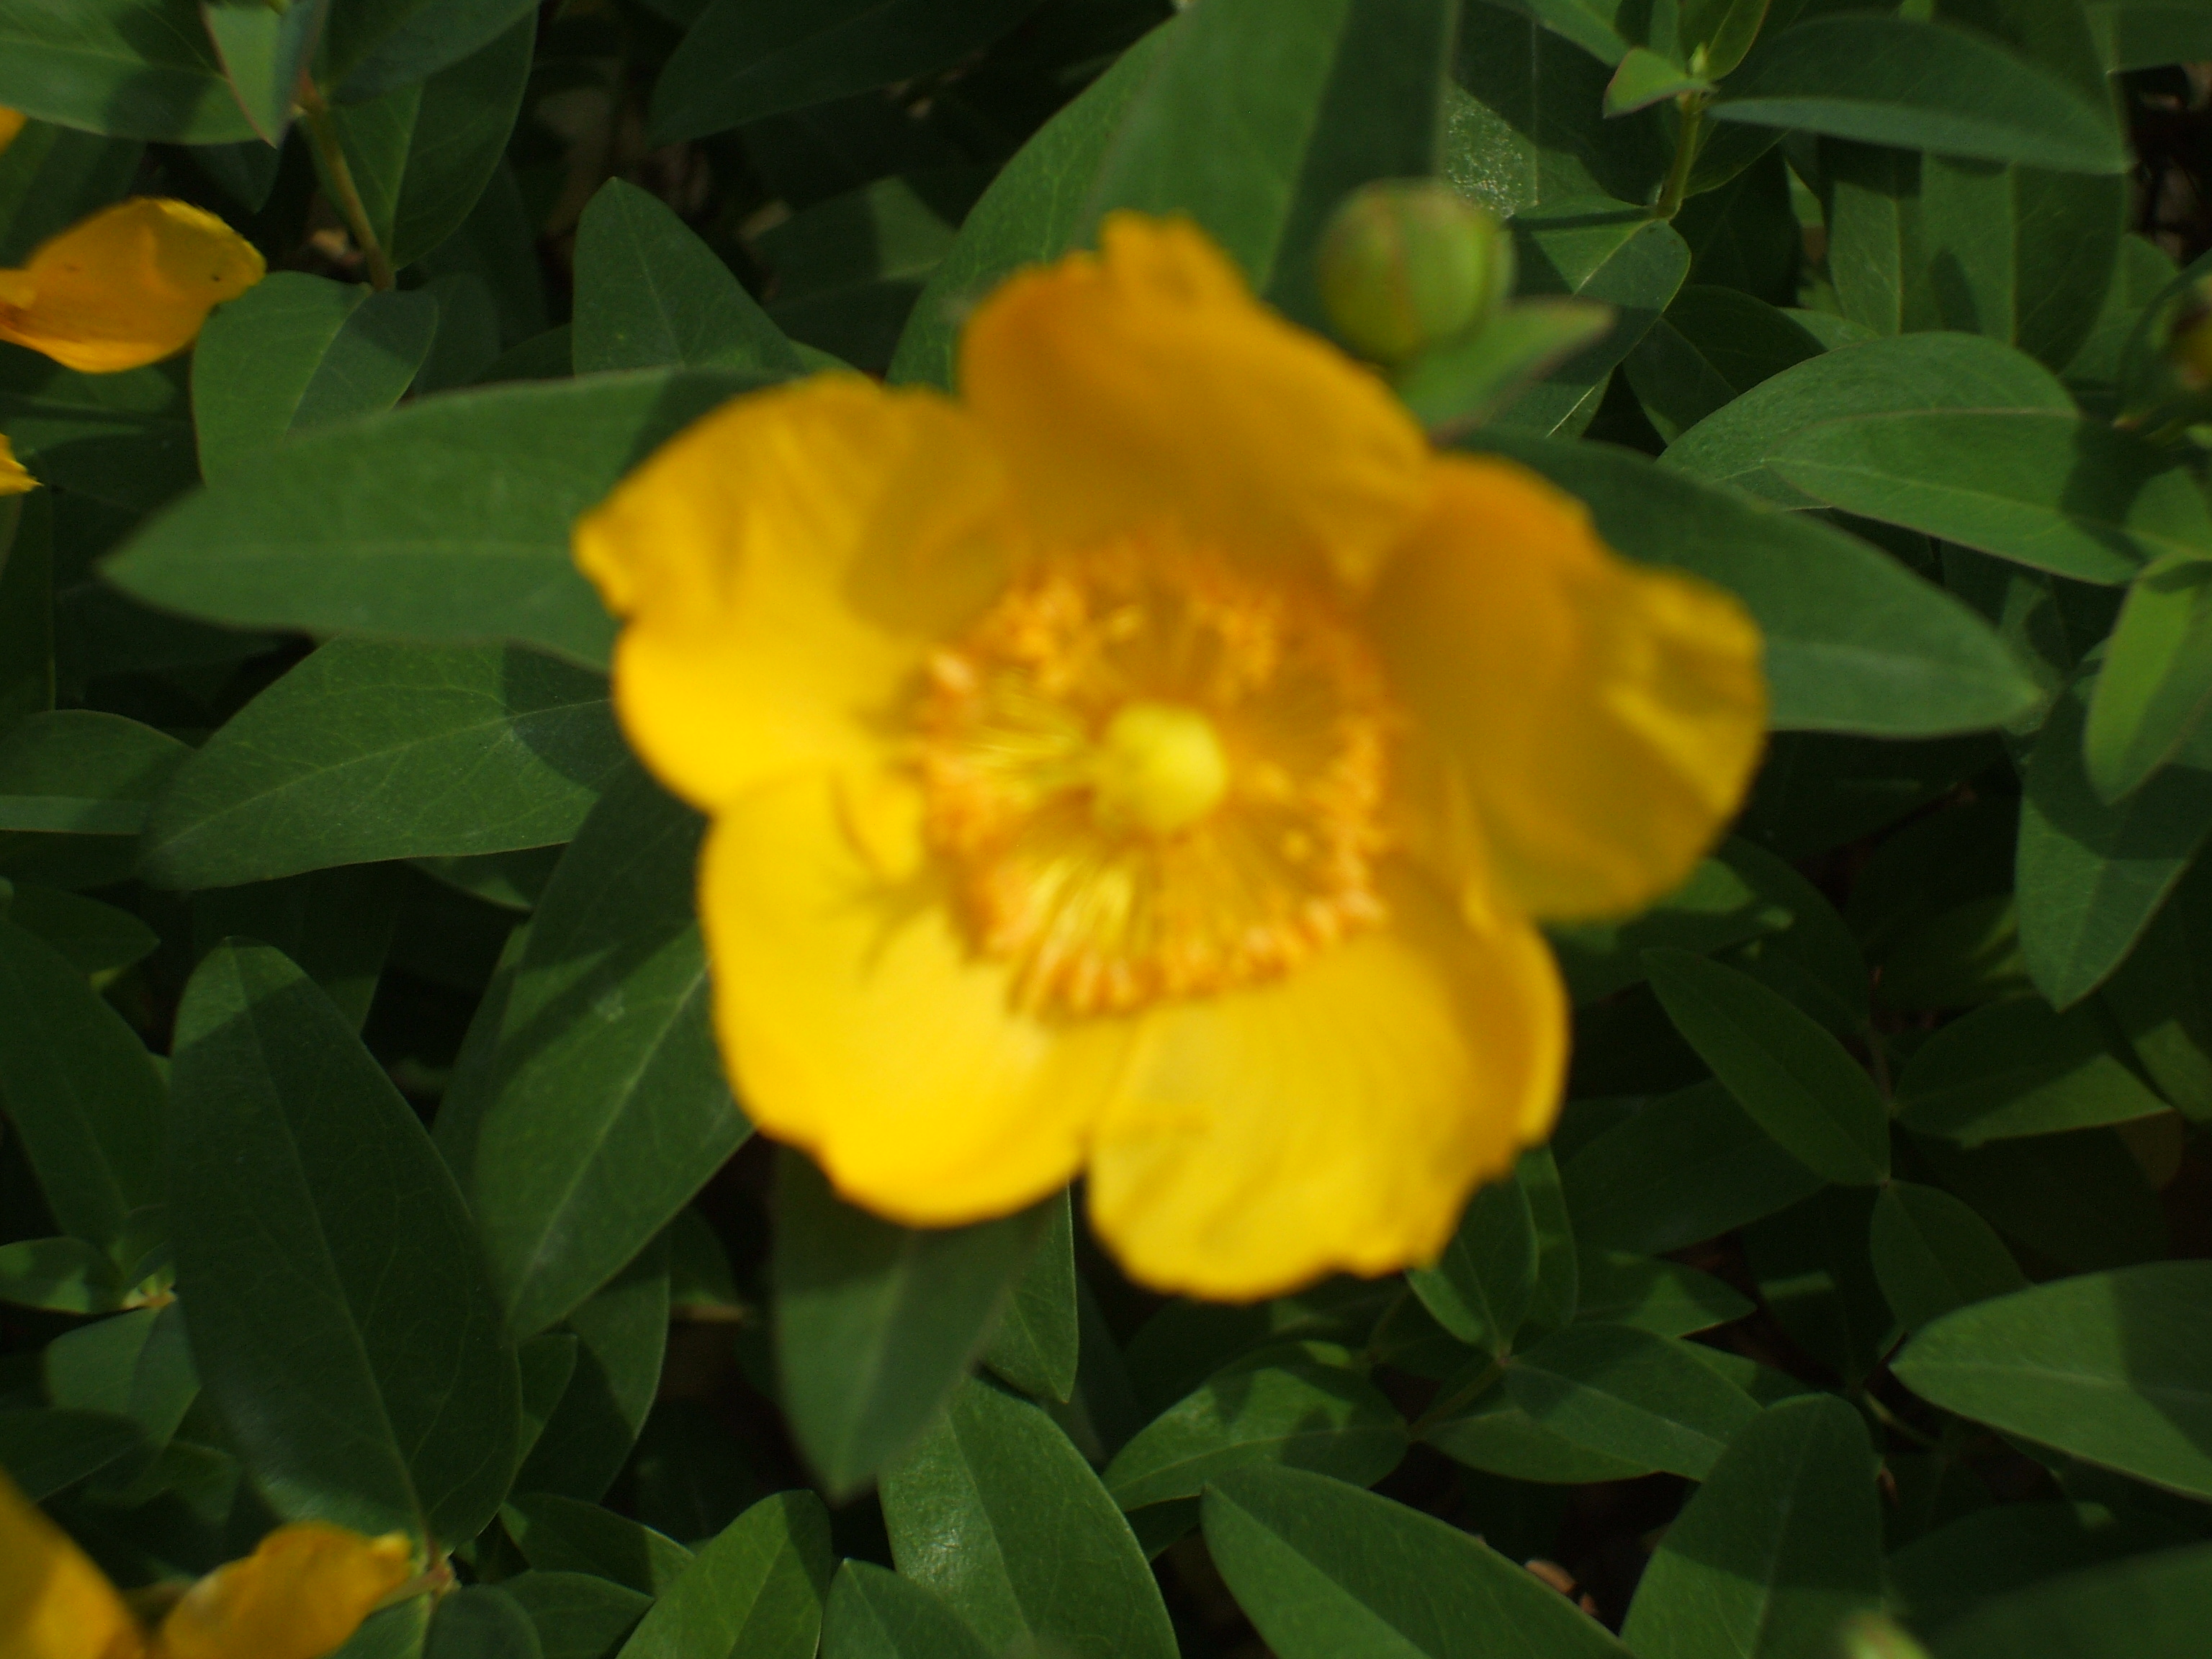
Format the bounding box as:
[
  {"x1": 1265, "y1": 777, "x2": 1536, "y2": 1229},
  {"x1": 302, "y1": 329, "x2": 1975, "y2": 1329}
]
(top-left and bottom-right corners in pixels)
[{"x1": 168, "y1": 941, "x2": 519, "y2": 1541}]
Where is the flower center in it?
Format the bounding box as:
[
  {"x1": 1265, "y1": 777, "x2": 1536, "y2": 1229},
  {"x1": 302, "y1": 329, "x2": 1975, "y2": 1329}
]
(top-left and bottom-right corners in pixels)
[
  {"x1": 916, "y1": 539, "x2": 1395, "y2": 1015},
  {"x1": 1092, "y1": 701, "x2": 1230, "y2": 835}
]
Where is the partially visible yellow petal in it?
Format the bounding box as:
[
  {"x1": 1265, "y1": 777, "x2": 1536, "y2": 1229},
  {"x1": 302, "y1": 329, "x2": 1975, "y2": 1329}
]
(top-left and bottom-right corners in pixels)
[
  {"x1": 958, "y1": 212, "x2": 1431, "y2": 588},
  {"x1": 152, "y1": 1526, "x2": 410, "y2": 1659},
  {"x1": 1371, "y1": 455, "x2": 1766, "y2": 923},
  {"x1": 0, "y1": 434, "x2": 35, "y2": 495},
  {"x1": 0, "y1": 110, "x2": 25, "y2": 157},
  {"x1": 0, "y1": 199, "x2": 264, "y2": 374},
  {"x1": 698, "y1": 770, "x2": 1138, "y2": 1225},
  {"x1": 1086, "y1": 866, "x2": 1567, "y2": 1301},
  {"x1": 0, "y1": 1467, "x2": 147, "y2": 1659},
  {"x1": 575, "y1": 375, "x2": 1013, "y2": 814}
]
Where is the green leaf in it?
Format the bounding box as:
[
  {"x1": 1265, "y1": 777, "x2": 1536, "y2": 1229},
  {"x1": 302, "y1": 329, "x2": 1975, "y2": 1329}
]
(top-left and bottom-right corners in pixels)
[
  {"x1": 1710, "y1": 15, "x2": 2128, "y2": 174},
  {"x1": 1548, "y1": 848, "x2": 1794, "y2": 1007},
  {"x1": 43, "y1": 1303, "x2": 198, "y2": 1459},
  {"x1": 0, "y1": 493, "x2": 50, "y2": 727},
  {"x1": 1492, "y1": 208, "x2": 1690, "y2": 438},
  {"x1": 1894, "y1": 1262, "x2": 2212, "y2": 1501},
  {"x1": 191, "y1": 863, "x2": 400, "y2": 1032},
  {"x1": 887, "y1": 28, "x2": 1166, "y2": 389},
  {"x1": 200, "y1": 0, "x2": 327, "y2": 144},
  {"x1": 0, "y1": 118, "x2": 142, "y2": 266},
  {"x1": 1520, "y1": 1145, "x2": 1579, "y2": 1336},
  {"x1": 822, "y1": 1561, "x2": 992, "y2": 1659},
  {"x1": 1887, "y1": 1501, "x2": 2198, "y2": 1629},
  {"x1": 1895, "y1": 995, "x2": 2170, "y2": 1143},
  {"x1": 169, "y1": 942, "x2": 519, "y2": 1541},
  {"x1": 0, "y1": 1236, "x2": 127, "y2": 1314},
  {"x1": 192, "y1": 274, "x2": 440, "y2": 482},
  {"x1": 616, "y1": 1491, "x2": 832, "y2": 1659},
  {"x1": 880, "y1": 1377, "x2": 1178, "y2": 1659},
  {"x1": 1663, "y1": 331, "x2": 2073, "y2": 508},
  {"x1": 1619, "y1": 1395, "x2": 1882, "y2": 1659},
  {"x1": 1623, "y1": 284, "x2": 1824, "y2": 443},
  {"x1": 436, "y1": 767, "x2": 747, "y2": 1339},
  {"x1": 0, "y1": 1406, "x2": 143, "y2": 1499},
  {"x1": 1445, "y1": 5, "x2": 1666, "y2": 217},
  {"x1": 0, "y1": 0, "x2": 256, "y2": 143},
  {"x1": 139, "y1": 642, "x2": 624, "y2": 890},
  {"x1": 981, "y1": 1189, "x2": 1079, "y2": 1405},
  {"x1": 4, "y1": 882, "x2": 156, "y2": 978},
  {"x1": 1202, "y1": 1463, "x2": 1633, "y2": 1658},
  {"x1": 1419, "y1": 1362, "x2": 1650, "y2": 1483},
  {"x1": 512, "y1": 1236, "x2": 670, "y2": 1502},
  {"x1": 0, "y1": 350, "x2": 197, "y2": 513},
  {"x1": 320, "y1": 0, "x2": 539, "y2": 102},
  {"x1": 503, "y1": 1573, "x2": 652, "y2": 1659},
  {"x1": 1395, "y1": 298, "x2": 1616, "y2": 435},
  {"x1": 2086, "y1": 555, "x2": 2212, "y2": 801},
  {"x1": 649, "y1": 0, "x2": 1047, "y2": 143},
  {"x1": 1924, "y1": 158, "x2": 2127, "y2": 372},
  {"x1": 2090, "y1": 0, "x2": 2212, "y2": 72},
  {"x1": 1503, "y1": 1323, "x2": 1759, "y2": 1480},
  {"x1": 2018, "y1": 669, "x2": 2212, "y2": 1008},
  {"x1": 503, "y1": 1493, "x2": 693, "y2": 1596},
  {"x1": 1604, "y1": 47, "x2": 1711, "y2": 116},
  {"x1": 426, "y1": 1587, "x2": 541, "y2": 1659},
  {"x1": 1406, "y1": 1170, "x2": 1536, "y2": 1354},
  {"x1": 2103, "y1": 853, "x2": 2212, "y2": 1123},
  {"x1": 1462, "y1": 431, "x2": 2044, "y2": 737},
  {"x1": 0, "y1": 918, "x2": 164, "y2": 1251},
  {"x1": 1914, "y1": 1127, "x2": 2164, "y2": 1273},
  {"x1": 1928, "y1": 1540, "x2": 2212, "y2": 1659},
  {"x1": 1645, "y1": 948, "x2": 1889, "y2": 1185},
  {"x1": 104, "y1": 369, "x2": 771, "y2": 667},
  {"x1": 1768, "y1": 412, "x2": 2212, "y2": 585},
  {"x1": 775, "y1": 1150, "x2": 1044, "y2": 1500},
  {"x1": 1744, "y1": 1187, "x2": 1896, "y2": 1389},
  {"x1": 1078, "y1": 0, "x2": 1455, "y2": 331},
  {"x1": 572, "y1": 181, "x2": 805, "y2": 377},
  {"x1": 1869, "y1": 1180, "x2": 2027, "y2": 1331},
  {"x1": 1500, "y1": 0, "x2": 1632, "y2": 66},
  {"x1": 0, "y1": 711, "x2": 188, "y2": 835},
  {"x1": 1560, "y1": 1079, "x2": 1825, "y2": 1255},
  {"x1": 1102, "y1": 1343, "x2": 1407, "y2": 1510},
  {"x1": 757, "y1": 176, "x2": 958, "y2": 374},
  {"x1": 1575, "y1": 1250, "x2": 1753, "y2": 1337},
  {"x1": 327, "y1": 13, "x2": 534, "y2": 269}
]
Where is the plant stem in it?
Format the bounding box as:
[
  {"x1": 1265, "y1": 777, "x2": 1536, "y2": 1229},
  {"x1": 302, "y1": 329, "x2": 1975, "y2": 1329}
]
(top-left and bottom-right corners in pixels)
[
  {"x1": 1655, "y1": 92, "x2": 1709, "y2": 220},
  {"x1": 297, "y1": 80, "x2": 395, "y2": 290}
]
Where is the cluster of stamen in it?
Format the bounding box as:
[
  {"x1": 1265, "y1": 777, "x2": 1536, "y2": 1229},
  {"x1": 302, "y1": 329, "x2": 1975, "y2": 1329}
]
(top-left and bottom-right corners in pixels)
[{"x1": 915, "y1": 538, "x2": 1395, "y2": 1015}]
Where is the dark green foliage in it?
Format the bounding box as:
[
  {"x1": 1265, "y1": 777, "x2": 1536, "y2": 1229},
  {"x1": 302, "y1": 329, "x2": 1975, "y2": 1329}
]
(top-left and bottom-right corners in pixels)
[{"x1": 4, "y1": 4, "x2": 2211, "y2": 1656}]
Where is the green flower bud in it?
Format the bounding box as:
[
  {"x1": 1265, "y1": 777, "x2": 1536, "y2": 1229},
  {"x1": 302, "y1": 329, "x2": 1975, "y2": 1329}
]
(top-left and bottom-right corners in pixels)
[{"x1": 1316, "y1": 180, "x2": 1513, "y2": 364}]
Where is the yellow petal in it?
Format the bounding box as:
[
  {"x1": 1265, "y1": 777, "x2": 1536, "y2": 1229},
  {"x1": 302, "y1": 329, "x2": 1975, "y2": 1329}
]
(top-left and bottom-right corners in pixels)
[
  {"x1": 1086, "y1": 866, "x2": 1567, "y2": 1301},
  {"x1": 0, "y1": 199, "x2": 264, "y2": 374},
  {"x1": 958, "y1": 212, "x2": 1431, "y2": 588},
  {"x1": 0, "y1": 1467, "x2": 147, "y2": 1659},
  {"x1": 1371, "y1": 455, "x2": 1766, "y2": 923},
  {"x1": 0, "y1": 433, "x2": 35, "y2": 495},
  {"x1": 698, "y1": 770, "x2": 1136, "y2": 1224},
  {"x1": 0, "y1": 110, "x2": 24, "y2": 157},
  {"x1": 575, "y1": 374, "x2": 1013, "y2": 814},
  {"x1": 152, "y1": 1527, "x2": 410, "y2": 1659}
]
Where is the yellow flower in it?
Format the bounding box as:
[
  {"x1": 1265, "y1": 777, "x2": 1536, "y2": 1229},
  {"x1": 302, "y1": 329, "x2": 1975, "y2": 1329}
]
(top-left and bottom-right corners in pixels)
[
  {"x1": 575, "y1": 212, "x2": 1766, "y2": 1300},
  {"x1": 0, "y1": 199, "x2": 264, "y2": 374},
  {"x1": 0, "y1": 109, "x2": 24, "y2": 157},
  {"x1": 0, "y1": 434, "x2": 33, "y2": 495},
  {"x1": 1, "y1": 1469, "x2": 413, "y2": 1659}
]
